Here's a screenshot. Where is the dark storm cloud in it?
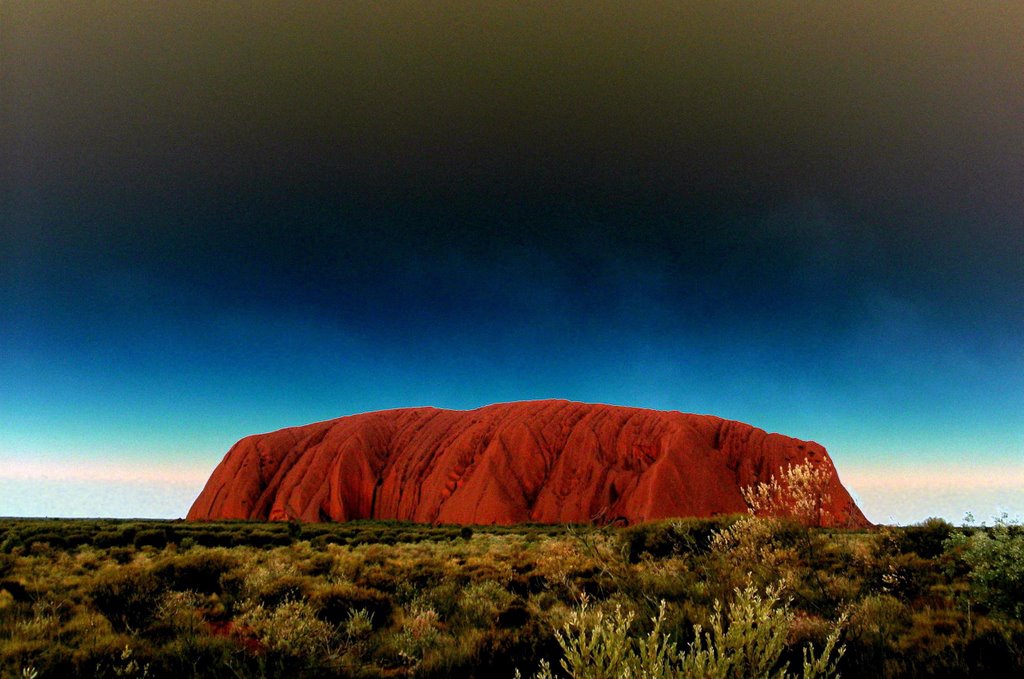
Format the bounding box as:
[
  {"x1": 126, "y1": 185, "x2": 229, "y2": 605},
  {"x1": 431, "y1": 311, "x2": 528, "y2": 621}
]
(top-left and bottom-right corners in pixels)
[{"x1": 3, "y1": 1, "x2": 1022, "y2": 352}]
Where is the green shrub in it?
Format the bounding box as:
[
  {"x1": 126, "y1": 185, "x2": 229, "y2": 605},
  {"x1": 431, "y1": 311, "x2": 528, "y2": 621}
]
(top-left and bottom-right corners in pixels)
[
  {"x1": 622, "y1": 517, "x2": 736, "y2": 562},
  {"x1": 842, "y1": 594, "x2": 911, "y2": 678},
  {"x1": 133, "y1": 529, "x2": 168, "y2": 549},
  {"x1": 89, "y1": 565, "x2": 164, "y2": 632},
  {"x1": 30, "y1": 533, "x2": 66, "y2": 551},
  {"x1": 116, "y1": 526, "x2": 137, "y2": 545},
  {"x1": 456, "y1": 580, "x2": 515, "y2": 628},
  {"x1": 108, "y1": 547, "x2": 134, "y2": 565},
  {"x1": 480, "y1": 613, "x2": 558, "y2": 676},
  {"x1": 707, "y1": 516, "x2": 805, "y2": 597},
  {"x1": 309, "y1": 534, "x2": 344, "y2": 549},
  {"x1": 946, "y1": 519, "x2": 1024, "y2": 619},
  {"x1": 156, "y1": 548, "x2": 239, "y2": 594},
  {"x1": 899, "y1": 518, "x2": 955, "y2": 559},
  {"x1": 965, "y1": 617, "x2": 1024, "y2": 676},
  {"x1": 303, "y1": 552, "x2": 335, "y2": 576},
  {"x1": 238, "y1": 598, "x2": 340, "y2": 674},
  {"x1": 241, "y1": 529, "x2": 288, "y2": 548},
  {"x1": 0, "y1": 536, "x2": 23, "y2": 553},
  {"x1": 252, "y1": 575, "x2": 310, "y2": 608},
  {"x1": 150, "y1": 632, "x2": 240, "y2": 678},
  {"x1": 62, "y1": 635, "x2": 147, "y2": 677},
  {"x1": 1, "y1": 578, "x2": 30, "y2": 602},
  {"x1": 312, "y1": 582, "x2": 392, "y2": 629}
]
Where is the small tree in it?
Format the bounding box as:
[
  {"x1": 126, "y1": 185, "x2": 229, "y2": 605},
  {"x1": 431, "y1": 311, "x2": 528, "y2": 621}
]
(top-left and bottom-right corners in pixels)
[{"x1": 945, "y1": 515, "x2": 1024, "y2": 620}]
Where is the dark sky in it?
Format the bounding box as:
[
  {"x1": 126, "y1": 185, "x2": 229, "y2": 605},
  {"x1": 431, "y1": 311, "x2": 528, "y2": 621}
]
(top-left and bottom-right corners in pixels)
[{"x1": 2, "y1": 2, "x2": 1022, "y2": 520}]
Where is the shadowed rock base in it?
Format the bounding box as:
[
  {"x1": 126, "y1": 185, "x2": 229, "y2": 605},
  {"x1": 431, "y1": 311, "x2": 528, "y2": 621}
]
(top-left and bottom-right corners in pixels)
[{"x1": 187, "y1": 400, "x2": 868, "y2": 527}]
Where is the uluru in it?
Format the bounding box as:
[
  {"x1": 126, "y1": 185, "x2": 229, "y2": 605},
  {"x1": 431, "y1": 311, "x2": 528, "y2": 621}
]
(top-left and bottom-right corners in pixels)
[{"x1": 188, "y1": 400, "x2": 868, "y2": 527}]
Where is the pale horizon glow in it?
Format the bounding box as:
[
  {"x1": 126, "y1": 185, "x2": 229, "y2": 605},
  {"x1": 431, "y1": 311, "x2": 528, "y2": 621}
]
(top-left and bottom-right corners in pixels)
[
  {"x1": 842, "y1": 463, "x2": 1024, "y2": 491},
  {"x1": 0, "y1": 459, "x2": 214, "y2": 485},
  {"x1": 843, "y1": 462, "x2": 1024, "y2": 525},
  {"x1": 2, "y1": 456, "x2": 1021, "y2": 526}
]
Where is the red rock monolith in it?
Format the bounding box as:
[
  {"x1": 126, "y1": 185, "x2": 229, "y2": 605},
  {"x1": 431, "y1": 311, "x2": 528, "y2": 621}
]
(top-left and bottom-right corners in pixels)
[{"x1": 187, "y1": 400, "x2": 868, "y2": 526}]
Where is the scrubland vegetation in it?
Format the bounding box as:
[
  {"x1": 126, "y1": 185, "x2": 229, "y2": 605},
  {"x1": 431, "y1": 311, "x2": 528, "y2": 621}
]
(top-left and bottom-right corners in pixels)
[{"x1": 1, "y1": 510, "x2": 1021, "y2": 678}]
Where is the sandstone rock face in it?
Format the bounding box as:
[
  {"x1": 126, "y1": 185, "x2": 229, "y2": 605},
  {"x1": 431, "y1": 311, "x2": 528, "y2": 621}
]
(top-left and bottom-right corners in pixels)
[{"x1": 187, "y1": 400, "x2": 868, "y2": 526}]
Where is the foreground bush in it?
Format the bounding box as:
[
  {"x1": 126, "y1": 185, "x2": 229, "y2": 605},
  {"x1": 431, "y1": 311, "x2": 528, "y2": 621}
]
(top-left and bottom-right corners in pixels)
[
  {"x1": 521, "y1": 580, "x2": 844, "y2": 679},
  {"x1": 89, "y1": 564, "x2": 164, "y2": 633}
]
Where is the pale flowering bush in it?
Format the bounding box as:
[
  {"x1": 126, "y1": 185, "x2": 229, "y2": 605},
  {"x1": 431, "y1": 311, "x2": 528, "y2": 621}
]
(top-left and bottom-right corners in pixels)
[
  {"x1": 344, "y1": 607, "x2": 374, "y2": 641},
  {"x1": 404, "y1": 606, "x2": 440, "y2": 642},
  {"x1": 154, "y1": 590, "x2": 205, "y2": 635},
  {"x1": 742, "y1": 461, "x2": 834, "y2": 527},
  {"x1": 387, "y1": 606, "x2": 443, "y2": 665},
  {"x1": 109, "y1": 644, "x2": 150, "y2": 679},
  {"x1": 535, "y1": 540, "x2": 586, "y2": 590},
  {"x1": 457, "y1": 579, "x2": 514, "y2": 627},
  {"x1": 238, "y1": 597, "x2": 337, "y2": 660},
  {"x1": 16, "y1": 600, "x2": 64, "y2": 640},
  {"x1": 240, "y1": 550, "x2": 301, "y2": 600}
]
